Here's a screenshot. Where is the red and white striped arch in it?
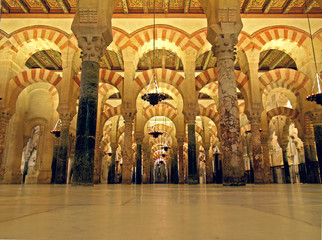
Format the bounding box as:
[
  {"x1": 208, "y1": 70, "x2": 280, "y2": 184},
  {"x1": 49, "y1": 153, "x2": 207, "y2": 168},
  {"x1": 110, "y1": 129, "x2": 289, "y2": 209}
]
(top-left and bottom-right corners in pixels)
[
  {"x1": 102, "y1": 104, "x2": 122, "y2": 121},
  {"x1": 143, "y1": 102, "x2": 178, "y2": 121},
  {"x1": 259, "y1": 68, "x2": 311, "y2": 98},
  {"x1": 198, "y1": 104, "x2": 220, "y2": 129},
  {"x1": 267, "y1": 107, "x2": 300, "y2": 122}
]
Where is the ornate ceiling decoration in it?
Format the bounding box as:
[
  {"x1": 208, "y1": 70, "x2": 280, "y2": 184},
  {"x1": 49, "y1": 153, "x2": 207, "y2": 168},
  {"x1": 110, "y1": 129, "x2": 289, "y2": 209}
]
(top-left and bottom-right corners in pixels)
[{"x1": 1, "y1": 0, "x2": 321, "y2": 15}]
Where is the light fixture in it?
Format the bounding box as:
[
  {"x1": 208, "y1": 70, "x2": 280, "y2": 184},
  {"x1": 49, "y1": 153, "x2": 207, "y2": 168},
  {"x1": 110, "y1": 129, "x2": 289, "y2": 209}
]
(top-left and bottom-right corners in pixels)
[
  {"x1": 141, "y1": 0, "x2": 169, "y2": 106},
  {"x1": 305, "y1": 1, "x2": 322, "y2": 105},
  {"x1": 50, "y1": 119, "x2": 62, "y2": 138},
  {"x1": 148, "y1": 114, "x2": 163, "y2": 139}
]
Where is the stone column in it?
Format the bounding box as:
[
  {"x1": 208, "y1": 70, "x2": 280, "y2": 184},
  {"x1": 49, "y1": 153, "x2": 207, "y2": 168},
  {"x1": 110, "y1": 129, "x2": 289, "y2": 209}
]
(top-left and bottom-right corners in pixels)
[
  {"x1": 311, "y1": 111, "x2": 322, "y2": 182},
  {"x1": 261, "y1": 133, "x2": 272, "y2": 183},
  {"x1": 280, "y1": 143, "x2": 291, "y2": 184},
  {"x1": 93, "y1": 131, "x2": 102, "y2": 184},
  {"x1": 214, "y1": 152, "x2": 223, "y2": 184},
  {"x1": 0, "y1": 112, "x2": 11, "y2": 169},
  {"x1": 213, "y1": 35, "x2": 245, "y2": 186},
  {"x1": 171, "y1": 147, "x2": 179, "y2": 184},
  {"x1": 135, "y1": 137, "x2": 143, "y2": 184},
  {"x1": 142, "y1": 145, "x2": 151, "y2": 184},
  {"x1": 108, "y1": 143, "x2": 118, "y2": 184},
  {"x1": 249, "y1": 112, "x2": 265, "y2": 184},
  {"x1": 177, "y1": 137, "x2": 184, "y2": 184},
  {"x1": 55, "y1": 113, "x2": 74, "y2": 184},
  {"x1": 186, "y1": 113, "x2": 198, "y2": 184},
  {"x1": 51, "y1": 137, "x2": 60, "y2": 184},
  {"x1": 122, "y1": 115, "x2": 134, "y2": 184},
  {"x1": 245, "y1": 132, "x2": 254, "y2": 183},
  {"x1": 73, "y1": 36, "x2": 105, "y2": 185},
  {"x1": 204, "y1": 145, "x2": 213, "y2": 183}
]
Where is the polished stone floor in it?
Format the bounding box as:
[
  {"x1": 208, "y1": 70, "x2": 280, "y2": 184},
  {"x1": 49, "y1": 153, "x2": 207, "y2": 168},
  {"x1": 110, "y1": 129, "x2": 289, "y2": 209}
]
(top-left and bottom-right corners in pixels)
[{"x1": 0, "y1": 184, "x2": 321, "y2": 240}]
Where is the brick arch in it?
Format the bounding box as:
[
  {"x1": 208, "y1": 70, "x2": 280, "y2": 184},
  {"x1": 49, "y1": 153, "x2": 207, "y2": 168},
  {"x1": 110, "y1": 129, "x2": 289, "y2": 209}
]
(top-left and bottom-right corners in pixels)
[
  {"x1": 259, "y1": 68, "x2": 311, "y2": 98},
  {"x1": 267, "y1": 107, "x2": 300, "y2": 122},
  {"x1": 7, "y1": 69, "x2": 62, "y2": 109},
  {"x1": 111, "y1": 27, "x2": 131, "y2": 50},
  {"x1": 98, "y1": 83, "x2": 120, "y2": 100},
  {"x1": 134, "y1": 68, "x2": 185, "y2": 98},
  {"x1": 198, "y1": 104, "x2": 220, "y2": 128},
  {"x1": 102, "y1": 104, "x2": 122, "y2": 121},
  {"x1": 129, "y1": 25, "x2": 191, "y2": 53},
  {"x1": 73, "y1": 69, "x2": 124, "y2": 94},
  {"x1": 196, "y1": 68, "x2": 249, "y2": 99},
  {"x1": 199, "y1": 82, "x2": 218, "y2": 100},
  {"x1": 195, "y1": 125, "x2": 204, "y2": 139},
  {"x1": 251, "y1": 26, "x2": 310, "y2": 51},
  {"x1": 143, "y1": 102, "x2": 178, "y2": 121},
  {"x1": 147, "y1": 123, "x2": 175, "y2": 137}
]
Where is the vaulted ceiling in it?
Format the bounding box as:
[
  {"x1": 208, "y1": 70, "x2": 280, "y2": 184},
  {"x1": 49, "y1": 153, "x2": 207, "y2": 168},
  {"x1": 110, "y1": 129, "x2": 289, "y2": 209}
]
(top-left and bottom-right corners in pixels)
[{"x1": 1, "y1": 0, "x2": 322, "y2": 15}]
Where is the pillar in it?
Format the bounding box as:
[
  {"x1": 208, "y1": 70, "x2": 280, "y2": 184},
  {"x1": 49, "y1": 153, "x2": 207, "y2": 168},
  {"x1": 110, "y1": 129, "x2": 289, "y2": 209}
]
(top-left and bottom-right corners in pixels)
[
  {"x1": 122, "y1": 115, "x2": 134, "y2": 184},
  {"x1": 171, "y1": 147, "x2": 179, "y2": 184},
  {"x1": 55, "y1": 114, "x2": 74, "y2": 184},
  {"x1": 281, "y1": 143, "x2": 291, "y2": 184},
  {"x1": 142, "y1": 144, "x2": 151, "y2": 184},
  {"x1": 177, "y1": 137, "x2": 184, "y2": 184},
  {"x1": 245, "y1": 132, "x2": 254, "y2": 183},
  {"x1": 249, "y1": 112, "x2": 265, "y2": 184},
  {"x1": 93, "y1": 131, "x2": 102, "y2": 184},
  {"x1": 51, "y1": 137, "x2": 60, "y2": 184},
  {"x1": 187, "y1": 114, "x2": 198, "y2": 184},
  {"x1": 204, "y1": 145, "x2": 213, "y2": 183},
  {"x1": 213, "y1": 35, "x2": 245, "y2": 186},
  {"x1": 73, "y1": 37, "x2": 105, "y2": 185},
  {"x1": 311, "y1": 111, "x2": 322, "y2": 182},
  {"x1": 214, "y1": 152, "x2": 223, "y2": 184},
  {"x1": 108, "y1": 143, "x2": 118, "y2": 184},
  {"x1": 261, "y1": 133, "x2": 272, "y2": 183},
  {"x1": 0, "y1": 112, "x2": 11, "y2": 169},
  {"x1": 135, "y1": 137, "x2": 142, "y2": 184}
]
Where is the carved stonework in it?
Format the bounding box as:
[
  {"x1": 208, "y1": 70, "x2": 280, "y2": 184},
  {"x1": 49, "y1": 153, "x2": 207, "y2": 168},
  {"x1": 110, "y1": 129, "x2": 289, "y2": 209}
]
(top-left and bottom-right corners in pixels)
[
  {"x1": 79, "y1": 8, "x2": 98, "y2": 23},
  {"x1": 218, "y1": 8, "x2": 238, "y2": 22},
  {"x1": 309, "y1": 111, "x2": 322, "y2": 126},
  {"x1": 0, "y1": 111, "x2": 12, "y2": 169},
  {"x1": 212, "y1": 35, "x2": 237, "y2": 61},
  {"x1": 78, "y1": 36, "x2": 105, "y2": 63}
]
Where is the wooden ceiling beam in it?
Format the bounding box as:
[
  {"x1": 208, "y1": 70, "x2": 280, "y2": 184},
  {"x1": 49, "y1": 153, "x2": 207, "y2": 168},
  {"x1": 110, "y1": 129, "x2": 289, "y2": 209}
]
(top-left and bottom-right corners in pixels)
[
  {"x1": 202, "y1": 51, "x2": 212, "y2": 70},
  {"x1": 283, "y1": 0, "x2": 296, "y2": 14},
  {"x1": 103, "y1": 52, "x2": 112, "y2": 70},
  {"x1": 1, "y1": 1, "x2": 9, "y2": 13},
  {"x1": 35, "y1": 0, "x2": 49, "y2": 13},
  {"x1": 270, "y1": 52, "x2": 287, "y2": 70},
  {"x1": 16, "y1": 0, "x2": 29, "y2": 13},
  {"x1": 184, "y1": 0, "x2": 192, "y2": 13},
  {"x1": 304, "y1": 0, "x2": 316, "y2": 13},
  {"x1": 120, "y1": 0, "x2": 129, "y2": 14},
  {"x1": 263, "y1": 0, "x2": 274, "y2": 14},
  {"x1": 57, "y1": 0, "x2": 69, "y2": 14},
  {"x1": 243, "y1": 0, "x2": 253, "y2": 14},
  {"x1": 164, "y1": 0, "x2": 169, "y2": 14},
  {"x1": 30, "y1": 55, "x2": 46, "y2": 69},
  {"x1": 258, "y1": 50, "x2": 272, "y2": 69},
  {"x1": 42, "y1": 50, "x2": 60, "y2": 70},
  {"x1": 143, "y1": 0, "x2": 149, "y2": 13},
  {"x1": 175, "y1": 56, "x2": 180, "y2": 70}
]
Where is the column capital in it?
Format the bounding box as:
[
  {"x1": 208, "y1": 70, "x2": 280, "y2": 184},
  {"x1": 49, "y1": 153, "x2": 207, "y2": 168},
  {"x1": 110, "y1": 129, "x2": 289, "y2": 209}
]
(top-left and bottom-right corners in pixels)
[
  {"x1": 203, "y1": 145, "x2": 210, "y2": 152},
  {"x1": 121, "y1": 102, "x2": 136, "y2": 122},
  {"x1": 0, "y1": 110, "x2": 13, "y2": 125},
  {"x1": 212, "y1": 34, "x2": 238, "y2": 61},
  {"x1": 78, "y1": 36, "x2": 106, "y2": 63},
  {"x1": 110, "y1": 142, "x2": 118, "y2": 151},
  {"x1": 177, "y1": 137, "x2": 185, "y2": 146},
  {"x1": 184, "y1": 103, "x2": 198, "y2": 125},
  {"x1": 248, "y1": 110, "x2": 262, "y2": 125},
  {"x1": 309, "y1": 111, "x2": 322, "y2": 125},
  {"x1": 57, "y1": 106, "x2": 76, "y2": 125},
  {"x1": 135, "y1": 136, "x2": 143, "y2": 145}
]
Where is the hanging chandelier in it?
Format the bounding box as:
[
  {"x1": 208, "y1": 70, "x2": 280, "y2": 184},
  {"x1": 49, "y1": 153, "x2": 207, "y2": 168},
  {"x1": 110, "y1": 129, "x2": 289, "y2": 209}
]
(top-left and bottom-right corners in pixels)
[
  {"x1": 141, "y1": 0, "x2": 169, "y2": 106},
  {"x1": 305, "y1": 1, "x2": 322, "y2": 105},
  {"x1": 50, "y1": 119, "x2": 62, "y2": 138},
  {"x1": 148, "y1": 114, "x2": 163, "y2": 138},
  {"x1": 161, "y1": 115, "x2": 171, "y2": 152}
]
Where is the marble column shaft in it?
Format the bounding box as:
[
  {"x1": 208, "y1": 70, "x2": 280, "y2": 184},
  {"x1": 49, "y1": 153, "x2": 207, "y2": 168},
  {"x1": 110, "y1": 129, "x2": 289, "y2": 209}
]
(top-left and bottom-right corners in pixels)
[
  {"x1": 55, "y1": 119, "x2": 71, "y2": 184},
  {"x1": 261, "y1": 136, "x2": 272, "y2": 183},
  {"x1": 108, "y1": 144, "x2": 118, "y2": 184},
  {"x1": 204, "y1": 147, "x2": 213, "y2": 183},
  {"x1": 142, "y1": 146, "x2": 150, "y2": 184},
  {"x1": 214, "y1": 153, "x2": 222, "y2": 184},
  {"x1": 51, "y1": 137, "x2": 60, "y2": 184},
  {"x1": 188, "y1": 124, "x2": 198, "y2": 184},
  {"x1": 250, "y1": 115, "x2": 265, "y2": 184},
  {"x1": 281, "y1": 145, "x2": 291, "y2": 184},
  {"x1": 0, "y1": 115, "x2": 10, "y2": 169},
  {"x1": 122, "y1": 118, "x2": 133, "y2": 184},
  {"x1": 135, "y1": 142, "x2": 142, "y2": 184},
  {"x1": 73, "y1": 61, "x2": 100, "y2": 185},
  {"x1": 304, "y1": 139, "x2": 320, "y2": 183},
  {"x1": 313, "y1": 125, "x2": 322, "y2": 183},
  {"x1": 171, "y1": 148, "x2": 179, "y2": 184},
  {"x1": 213, "y1": 36, "x2": 245, "y2": 186},
  {"x1": 93, "y1": 132, "x2": 101, "y2": 184},
  {"x1": 178, "y1": 139, "x2": 184, "y2": 184}
]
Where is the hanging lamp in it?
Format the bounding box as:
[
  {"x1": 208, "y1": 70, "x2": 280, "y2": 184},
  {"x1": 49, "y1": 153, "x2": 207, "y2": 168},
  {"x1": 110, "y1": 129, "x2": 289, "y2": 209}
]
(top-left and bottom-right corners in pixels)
[
  {"x1": 162, "y1": 115, "x2": 171, "y2": 152},
  {"x1": 148, "y1": 113, "x2": 163, "y2": 138},
  {"x1": 305, "y1": 1, "x2": 322, "y2": 105},
  {"x1": 141, "y1": 0, "x2": 169, "y2": 106},
  {"x1": 50, "y1": 119, "x2": 62, "y2": 138}
]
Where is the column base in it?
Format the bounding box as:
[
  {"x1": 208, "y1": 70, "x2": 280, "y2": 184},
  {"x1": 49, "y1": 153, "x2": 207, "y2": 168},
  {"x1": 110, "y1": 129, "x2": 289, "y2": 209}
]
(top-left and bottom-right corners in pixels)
[
  {"x1": 306, "y1": 161, "x2": 321, "y2": 183},
  {"x1": 72, "y1": 182, "x2": 94, "y2": 186},
  {"x1": 188, "y1": 175, "x2": 199, "y2": 184},
  {"x1": 223, "y1": 176, "x2": 245, "y2": 186}
]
